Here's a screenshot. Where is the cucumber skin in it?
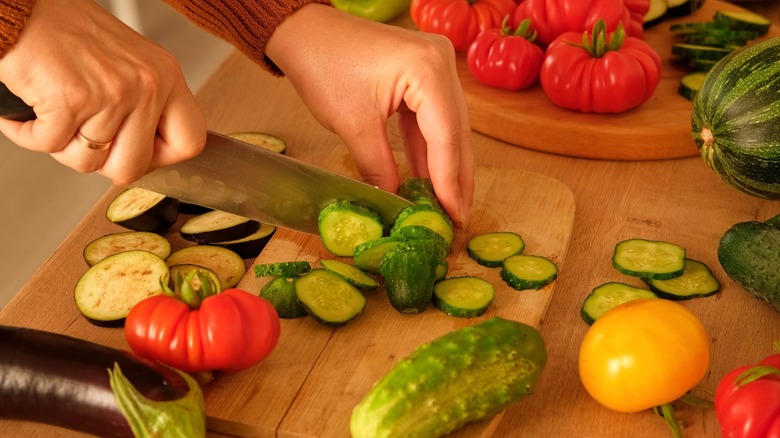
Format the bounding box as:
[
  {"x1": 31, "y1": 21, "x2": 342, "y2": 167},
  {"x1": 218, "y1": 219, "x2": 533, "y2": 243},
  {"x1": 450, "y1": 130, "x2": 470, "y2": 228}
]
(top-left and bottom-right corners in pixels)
[
  {"x1": 350, "y1": 317, "x2": 546, "y2": 438},
  {"x1": 718, "y1": 221, "x2": 780, "y2": 310},
  {"x1": 380, "y1": 250, "x2": 439, "y2": 314}
]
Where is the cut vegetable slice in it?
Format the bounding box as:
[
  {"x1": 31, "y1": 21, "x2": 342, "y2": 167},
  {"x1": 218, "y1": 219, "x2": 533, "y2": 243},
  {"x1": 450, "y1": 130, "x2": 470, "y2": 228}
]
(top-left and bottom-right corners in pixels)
[
  {"x1": 645, "y1": 258, "x2": 720, "y2": 300},
  {"x1": 390, "y1": 204, "x2": 454, "y2": 246},
  {"x1": 643, "y1": 0, "x2": 667, "y2": 29},
  {"x1": 320, "y1": 259, "x2": 378, "y2": 291},
  {"x1": 679, "y1": 71, "x2": 708, "y2": 101},
  {"x1": 318, "y1": 201, "x2": 385, "y2": 257},
  {"x1": 105, "y1": 187, "x2": 179, "y2": 233},
  {"x1": 254, "y1": 261, "x2": 312, "y2": 278},
  {"x1": 165, "y1": 245, "x2": 246, "y2": 290},
  {"x1": 612, "y1": 238, "x2": 686, "y2": 280},
  {"x1": 433, "y1": 276, "x2": 495, "y2": 318},
  {"x1": 180, "y1": 210, "x2": 260, "y2": 244},
  {"x1": 580, "y1": 282, "x2": 658, "y2": 325},
  {"x1": 211, "y1": 222, "x2": 276, "y2": 259},
  {"x1": 467, "y1": 232, "x2": 525, "y2": 268},
  {"x1": 227, "y1": 132, "x2": 287, "y2": 154},
  {"x1": 74, "y1": 250, "x2": 168, "y2": 326},
  {"x1": 671, "y1": 43, "x2": 733, "y2": 61},
  {"x1": 714, "y1": 9, "x2": 771, "y2": 35},
  {"x1": 352, "y1": 236, "x2": 404, "y2": 274},
  {"x1": 83, "y1": 231, "x2": 171, "y2": 266},
  {"x1": 294, "y1": 269, "x2": 366, "y2": 326},
  {"x1": 501, "y1": 254, "x2": 558, "y2": 290},
  {"x1": 260, "y1": 276, "x2": 307, "y2": 319}
]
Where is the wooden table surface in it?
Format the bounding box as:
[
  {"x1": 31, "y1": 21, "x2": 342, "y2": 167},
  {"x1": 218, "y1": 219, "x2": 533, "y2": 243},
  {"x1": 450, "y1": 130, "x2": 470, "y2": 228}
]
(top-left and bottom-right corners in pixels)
[{"x1": 2, "y1": 2, "x2": 780, "y2": 437}]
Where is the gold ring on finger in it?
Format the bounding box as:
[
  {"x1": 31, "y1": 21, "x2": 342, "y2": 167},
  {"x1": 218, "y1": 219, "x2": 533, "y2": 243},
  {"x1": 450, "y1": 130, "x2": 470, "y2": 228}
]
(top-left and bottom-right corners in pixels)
[{"x1": 76, "y1": 131, "x2": 113, "y2": 151}]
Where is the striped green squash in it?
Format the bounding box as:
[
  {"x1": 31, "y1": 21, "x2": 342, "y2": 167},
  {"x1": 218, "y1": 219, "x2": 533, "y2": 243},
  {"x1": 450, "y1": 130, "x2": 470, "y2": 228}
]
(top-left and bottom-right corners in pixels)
[{"x1": 691, "y1": 37, "x2": 780, "y2": 199}]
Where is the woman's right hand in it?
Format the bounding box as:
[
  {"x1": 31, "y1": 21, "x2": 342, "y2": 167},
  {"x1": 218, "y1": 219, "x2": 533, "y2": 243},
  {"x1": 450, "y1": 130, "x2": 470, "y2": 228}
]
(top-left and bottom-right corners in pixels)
[{"x1": 0, "y1": 0, "x2": 206, "y2": 184}]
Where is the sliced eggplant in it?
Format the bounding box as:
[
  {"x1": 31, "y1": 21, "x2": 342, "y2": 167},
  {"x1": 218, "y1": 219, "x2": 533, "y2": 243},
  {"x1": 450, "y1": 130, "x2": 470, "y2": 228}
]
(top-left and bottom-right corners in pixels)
[
  {"x1": 106, "y1": 187, "x2": 179, "y2": 233},
  {"x1": 211, "y1": 222, "x2": 276, "y2": 259},
  {"x1": 644, "y1": 0, "x2": 668, "y2": 28},
  {"x1": 665, "y1": 0, "x2": 704, "y2": 18},
  {"x1": 74, "y1": 249, "x2": 169, "y2": 327},
  {"x1": 178, "y1": 201, "x2": 213, "y2": 215},
  {"x1": 0, "y1": 325, "x2": 204, "y2": 437},
  {"x1": 165, "y1": 245, "x2": 247, "y2": 290},
  {"x1": 180, "y1": 210, "x2": 260, "y2": 244},
  {"x1": 83, "y1": 231, "x2": 171, "y2": 266},
  {"x1": 227, "y1": 131, "x2": 287, "y2": 154}
]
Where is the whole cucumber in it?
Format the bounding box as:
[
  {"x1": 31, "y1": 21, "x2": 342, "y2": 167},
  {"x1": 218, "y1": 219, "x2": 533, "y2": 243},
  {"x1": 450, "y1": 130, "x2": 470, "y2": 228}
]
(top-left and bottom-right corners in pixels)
[{"x1": 350, "y1": 317, "x2": 547, "y2": 438}]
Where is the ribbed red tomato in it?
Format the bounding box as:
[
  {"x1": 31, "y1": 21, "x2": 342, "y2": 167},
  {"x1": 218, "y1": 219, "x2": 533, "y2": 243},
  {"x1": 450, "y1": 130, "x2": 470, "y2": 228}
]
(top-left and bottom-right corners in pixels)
[{"x1": 410, "y1": 0, "x2": 517, "y2": 52}]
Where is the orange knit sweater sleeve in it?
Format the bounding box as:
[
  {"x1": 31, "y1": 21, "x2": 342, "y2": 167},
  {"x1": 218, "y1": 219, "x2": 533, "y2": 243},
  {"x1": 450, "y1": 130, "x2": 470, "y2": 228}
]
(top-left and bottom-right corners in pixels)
[
  {"x1": 0, "y1": 0, "x2": 34, "y2": 57},
  {"x1": 161, "y1": 0, "x2": 333, "y2": 75}
]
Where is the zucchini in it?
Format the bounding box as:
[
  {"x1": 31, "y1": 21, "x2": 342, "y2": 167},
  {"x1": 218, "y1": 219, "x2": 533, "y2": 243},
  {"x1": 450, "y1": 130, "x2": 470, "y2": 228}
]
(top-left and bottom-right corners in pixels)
[
  {"x1": 643, "y1": 0, "x2": 667, "y2": 29},
  {"x1": 352, "y1": 235, "x2": 404, "y2": 274},
  {"x1": 433, "y1": 276, "x2": 495, "y2": 318},
  {"x1": 678, "y1": 71, "x2": 708, "y2": 101},
  {"x1": 718, "y1": 218, "x2": 780, "y2": 311},
  {"x1": 688, "y1": 58, "x2": 718, "y2": 72},
  {"x1": 106, "y1": 187, "x2": 179, "y2": 233},
  {"x1": 612, "y1": 238, "x2": 686, "y2": 280},
  {"x1": 0, "y1": 325, "x2": 204, "y2": 437},
  {"x1": 467, "y1": 231, "x2": 525, "y2": 268},
  {"x1": 714, "y1": 9, "x2": 771, "y2": 35},
  {"x1": 82, "y1": 231, "x2": 171, "y2": 266},
  {"x1": 671, "y1": 43, "x2": 734, "y2": 61},
  {"x1": 210, "y1": 222, "x2": 276, "y2": 259},
  {"x1": 318, "y1": 200, "x2": 385, "y2": 257},
  {"x1": 74, "y1": 250, "x2": 168, "y2": 326},
  {"x1": 179, "y1": 210, "x2": 260, "y2": 244},
  {"x1": 227, "y1": 131, "x2": 287, "y2": 154},
  {"x1": 692, "y1": 37, "x2": 780, "y2": 199},
  {"x1": 501, "y1": 254, "x2": 558, "y2": 290},
  {"x1": 166, "y1": 245, "x2": 246, "y2": 290},
  {"x1": 379, "y1": 240, "x2": 443, "y2": 314},
  {"x1": 390, "y1": 204, "x2": 454, "y2": 247},
  {"x1": 320, "y1": 259, "x2": 378, "y2": 291},
  {"x1": 260, "y1": 276, "x2": 308, "y2": 319},
  {"x1": 580, "y1": 282, "x2": 658, "y2": 325},
  {"x1": 294, "y1": 268, "x2": 366, "y2": 326},
  {"x1": 254, "y1": 260, "x2": 312, "y2": 278},
  {"x1": 645, "y1": 258, "x2": 720, "y2": 300},
  {"x1": 350, "y1": 317, "x2": 546, "y2": 438}
]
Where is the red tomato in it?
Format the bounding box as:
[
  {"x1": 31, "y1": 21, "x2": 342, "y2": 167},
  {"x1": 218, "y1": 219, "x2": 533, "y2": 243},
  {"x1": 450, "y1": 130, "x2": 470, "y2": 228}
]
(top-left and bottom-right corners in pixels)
[
  {"x1": 467, "y1": 19, "x2": 544, "y2": 91},
  {"x1": 539, "y1": 21, "x2": 661, "y2": 113},
  {"x1": 715, "y1": 353, "x2": 780, "y2": 438},
  {"x1": 125, "y1": 288, "x2": 280, "y2": 373},
  {"x1": 410, "y1": 0, "x2": 517, "y2": 52},
  {"x1": 623, "y1": 0, "x2": 650, "y2": 39},
  {"x1": 512, "y1": 0, "x2": 637, "y2": 47}
]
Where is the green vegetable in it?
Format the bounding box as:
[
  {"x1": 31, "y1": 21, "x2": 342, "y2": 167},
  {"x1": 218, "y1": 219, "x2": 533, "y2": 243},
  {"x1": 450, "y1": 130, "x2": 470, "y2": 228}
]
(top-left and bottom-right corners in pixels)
[
  {"x1": 390, "y1": 204, "x2": 454, "y2": 247},
  {"x1": 692, "y1": 37, "x2": 780, "y2": 199},
  {"x1": 254, "y1": 261, "x2": 312, "y2": 278},
  {"x1": 501, "y1": 254, "x2": 558, "y2": 290},
  {"x1": 331, "y1": 0, "x2": 411, "y2": 23},
  {"x1": 672, "y1": 43, "x2": 734, "y2": 61},
  {"x1": 294, "y1": 269, "x2": 366, "y2": 326},
  {"x1": 433, "y1": 276, "x2": 495, "y2": 318},
  {"x1": 612, "y1": 238, "x2": 686, "y2": 280},
  {"x1": 645, "y1": 258, "x2": 720, "y2": 300},
  {"x1": 580, "y1": 282, "x2": 658, "y2": 325},
  {"x1": 379, "y1": 240, "x2": 442, "y2": 314},
  {"x1": 318, "y1": 201, "x2": 385, "y2": 257},
  {"x1": 260, "y1": 276, "x2": 308, "y2": 319},
  {"x1": 678, "y1": 71, "x2": 708, "y2": 101},
  {"x1": 352, "y1": 236, "x2": 404, "y2": 274},
  {"x1": 467, "y1": 231, "x2": 525, "y2": 268},
  {"x1": 397, "y1": 176, "x2": 442, "y2": 211},
  {"x1": 320, "y1": 259, "x2": 378, "y2": 291},
  {"x1": 718, "y1": 216, "x2": 780, "y2": 311},
  {"x1": 350, "y1": 317, "x2": 546, "y2": 438},
  {"x1": 714, "y1": 9, "x2": 771, "y2": 35}
]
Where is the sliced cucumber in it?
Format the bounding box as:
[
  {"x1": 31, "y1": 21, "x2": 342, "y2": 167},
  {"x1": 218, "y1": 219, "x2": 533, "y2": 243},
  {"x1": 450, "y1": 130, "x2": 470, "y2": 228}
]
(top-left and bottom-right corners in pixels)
[
  {"x1": 714, "y1": 9, "x2": 771, "y2": 35},
  {"x1": 671, "y1": 43, "x2": 734, "y2": 61},
  {"x1": 580, "y1": 282, "x2": 658, "y2": 325},
  {"x1": 612, "y1": 238, "x2": 686, "y2": 280},
  {"x1": 254, "y1": 261, "x2": 312, "y2": 278},
  {"x1": 318, "y1": 200, "x2": 385, "y2": 257},
  {"x1": 645, "y1": 259, "x2": 720, "y2": 300},
  {"x1": 433, "y1": 276, "x2": 495, "y2": 318},
  {"x1": 467, "y1": 232, "x2": 525, "y2": 268},
  {"x1": 501, "y1": 254, "x2": 558, "y2": 290},
  {"x1": 227, "y1": 131, "x2": 287, "y2": 154},
  {"x1": 320, "y1": 259, "x2": 378, "y2": 291},
  {"x1": 166, "y1": 245, "x2": 246, "y2": 290},
  {"x1": 105, "y1": 187, "x2": 179, "y2": 233},
  {"x1": 352, "y1": 236, "x2": 404, "y2": 274},
  {"x1": 294, "y1": 269, "x2": 366, "y2": 326},
  {"x1": 679, "y1": 71, "x2": 708, "y2": 101},
  {"x1": 260, "y1": 276, "x2": 307, "y2": 319},
  {"x1": 180, "y1": 210, "x2": 260, "y2": 244},
  {"x1": 391, "y1": 204, "x2": 454, "y2": 246},
  {"x1": 82, "y1": 231, "x2": 171, "y2": 266},
  {"x1": 74, "y1": 250, "x2": 168, "y2": 326},
  {"x1": 211, "y1": 222, "x2": 276, "y2": 259}
]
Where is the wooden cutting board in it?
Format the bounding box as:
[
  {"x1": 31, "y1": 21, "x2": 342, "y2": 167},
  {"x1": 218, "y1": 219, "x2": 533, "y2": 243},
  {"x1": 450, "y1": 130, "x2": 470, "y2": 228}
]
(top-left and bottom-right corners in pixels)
[{"x1": 456, "y1": 0, "x2": 780, "y2": 161}]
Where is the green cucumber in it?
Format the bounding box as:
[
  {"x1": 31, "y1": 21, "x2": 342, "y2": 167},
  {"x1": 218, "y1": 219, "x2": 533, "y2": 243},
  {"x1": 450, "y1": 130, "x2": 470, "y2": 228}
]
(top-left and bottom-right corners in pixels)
[
  {"x1": 254, "y1": 261, "x2": 312, "y2": 278},
  {"x1": 612, "y1": 238, "x2": 686, "y2": 280},
  {"x1": 467, "y1": 231, "x2": 525, "y2": 268},
  {"x1": 433, "y1": 276, "x2": 495, "y2": 318},
  {"x1": 260, "y1": 276, "x2": 308, "y2": 319},
  {"x1": 379, "y1": 240, "x2": 442, "y2": 314},
  {"x1": 580, "y1": 282, "x2": 658, "y2": 325},
  {"x1": 501, "y1": 254, "x2": 558, "y2": 290},
  {"x1": 350, "y1": 317, "x2": 546, "y2": 438},
  {"x1": 397, "y1": 177, "x2": 442, "y2": 211},
  {"x1": 390, "y1": 204, "x2": 454, "y2": 247},
  {"x1": 352, "y1": 236, "x2": 404, "y2": 274},
  {"x1": 294, "y1": 269, "x2": 366, "y2": 326},
  {"x1": 318, "y1": 201, "x2": 385, "y2": 257},
  {"x1": 320, "y1": 259, "x2": 378, "y2": 291},
  {"x1": 718, "y1": 218, "x2": 780, "y2": 311},
  {"x1": 645, "y1": 258, "x2": 720, "y2": 300}
]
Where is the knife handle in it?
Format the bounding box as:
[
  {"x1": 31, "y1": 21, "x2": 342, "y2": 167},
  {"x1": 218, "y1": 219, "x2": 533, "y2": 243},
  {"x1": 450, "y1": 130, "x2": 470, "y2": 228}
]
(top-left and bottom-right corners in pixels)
[{"x1": 0, "y1": 81, "x2": 37, "y2": 121}]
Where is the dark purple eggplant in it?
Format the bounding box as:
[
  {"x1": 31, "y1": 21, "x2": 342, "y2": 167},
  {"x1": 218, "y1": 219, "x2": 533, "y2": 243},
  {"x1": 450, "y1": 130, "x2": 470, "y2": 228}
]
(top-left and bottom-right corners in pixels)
[{"x1": 0, "y1": 325, "x2": 204, "y2": 437}]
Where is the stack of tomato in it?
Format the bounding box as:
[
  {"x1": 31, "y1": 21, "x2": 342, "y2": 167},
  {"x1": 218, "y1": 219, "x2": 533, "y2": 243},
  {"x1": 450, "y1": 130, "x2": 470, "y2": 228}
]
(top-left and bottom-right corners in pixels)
[{"x1": 410, "y1": 0, "x2": 662, "y2": 113}]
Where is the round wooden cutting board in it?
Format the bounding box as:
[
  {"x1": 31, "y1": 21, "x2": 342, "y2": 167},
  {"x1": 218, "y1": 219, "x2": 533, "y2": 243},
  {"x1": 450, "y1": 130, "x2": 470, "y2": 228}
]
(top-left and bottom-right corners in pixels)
[{"x1": 456, "y1": 1, "x2": 780, "y2": 161}]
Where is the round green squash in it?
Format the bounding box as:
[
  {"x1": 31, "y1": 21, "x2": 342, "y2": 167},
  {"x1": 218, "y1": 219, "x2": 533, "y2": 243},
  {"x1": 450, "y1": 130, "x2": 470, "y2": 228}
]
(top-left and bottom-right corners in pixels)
[{"x1": 691, "y1": 37, "x2": 780, "y2": 199}]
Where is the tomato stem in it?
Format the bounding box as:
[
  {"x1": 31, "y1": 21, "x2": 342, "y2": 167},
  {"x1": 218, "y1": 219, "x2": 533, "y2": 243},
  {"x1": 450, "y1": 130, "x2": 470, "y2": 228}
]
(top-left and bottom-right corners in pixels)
[
  {"x1": 160, "y1": 269, "x2": 220, "y2": 309},
  {"x1": 659, "y1": 403, "x2": 683, "y2": 438},
  {"x1": 566, "y1": 19, "x2": 626, "y2": 58},
  {"x1": 501, "y1": 17, "x2": 537, "y2": 43},
  {"x1": 736, "y1": 365, "x2": 780, "y2": 386}
]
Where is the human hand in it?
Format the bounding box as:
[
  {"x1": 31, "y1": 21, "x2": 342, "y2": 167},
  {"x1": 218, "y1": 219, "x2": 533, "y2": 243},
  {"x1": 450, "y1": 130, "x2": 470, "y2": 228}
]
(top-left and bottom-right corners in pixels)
[
  {"x1": 266, "y1": 4, "x2": 474, "y2": 227},
  {"x1": 0, "y1": 0, "x2": 206, "y2": 185}
]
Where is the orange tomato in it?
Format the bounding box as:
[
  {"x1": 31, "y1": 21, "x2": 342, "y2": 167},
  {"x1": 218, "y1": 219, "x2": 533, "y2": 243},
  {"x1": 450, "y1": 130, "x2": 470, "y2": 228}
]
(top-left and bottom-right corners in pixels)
[{"x1": 578, "y1": 298, "x2": 710, "y2": 412}]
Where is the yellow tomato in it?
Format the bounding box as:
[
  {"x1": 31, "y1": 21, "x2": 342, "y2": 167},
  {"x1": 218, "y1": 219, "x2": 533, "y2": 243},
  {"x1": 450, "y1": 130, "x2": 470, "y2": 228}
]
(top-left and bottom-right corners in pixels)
[{"x1": 578, "y1": 298, "x2": 710, "y2": 413}]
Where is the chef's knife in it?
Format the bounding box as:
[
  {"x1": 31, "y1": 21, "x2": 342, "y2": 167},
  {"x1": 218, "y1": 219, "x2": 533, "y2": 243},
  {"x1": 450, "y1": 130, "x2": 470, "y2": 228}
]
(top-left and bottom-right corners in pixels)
[{"x1": 0, "y1": 82, "x2": 412, "y2": 235}]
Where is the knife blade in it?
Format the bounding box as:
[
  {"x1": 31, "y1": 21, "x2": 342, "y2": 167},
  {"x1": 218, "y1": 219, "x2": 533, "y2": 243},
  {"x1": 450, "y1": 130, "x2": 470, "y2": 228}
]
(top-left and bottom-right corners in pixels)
[{"x1": 0, "y1": 82, "x2": 412, "y2": 235}]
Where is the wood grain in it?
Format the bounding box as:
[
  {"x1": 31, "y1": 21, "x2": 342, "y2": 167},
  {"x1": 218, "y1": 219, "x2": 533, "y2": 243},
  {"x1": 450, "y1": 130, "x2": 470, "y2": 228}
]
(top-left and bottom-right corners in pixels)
[{"x1": 457, "y1": 0, "x2": 780, "y2": 161}]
